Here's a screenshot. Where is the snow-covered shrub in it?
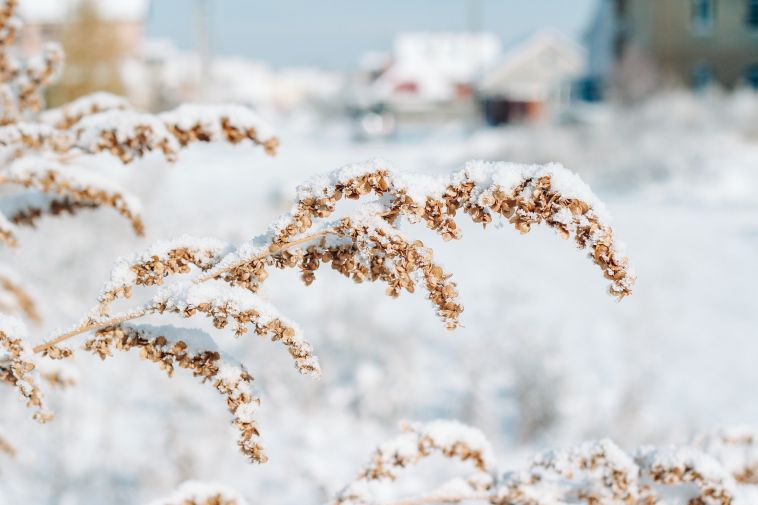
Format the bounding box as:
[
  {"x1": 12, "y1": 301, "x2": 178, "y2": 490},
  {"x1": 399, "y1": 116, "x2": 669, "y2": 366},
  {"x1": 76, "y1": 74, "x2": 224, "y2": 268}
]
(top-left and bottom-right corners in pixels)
[
  {"x1": 0, "y1": 0, "x2": 278, "y2": 324},
  {"x1": 331, "y1": 420, "x2": 758, "y2": 505},
  {"x1": 146, "y1": 480, "x2": 248, "y2": 505},
  {"x1": 2, "y1": 156, "x2": 635, "y2": 464},
  {"x1": 0, "y1": 0, "x2": 640, "y2": 497}
]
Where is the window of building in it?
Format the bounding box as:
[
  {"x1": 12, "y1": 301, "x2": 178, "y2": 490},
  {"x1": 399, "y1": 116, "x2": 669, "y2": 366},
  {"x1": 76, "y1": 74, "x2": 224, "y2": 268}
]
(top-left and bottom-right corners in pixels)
[
  {"x1": 692, "y1": 0, "x2": 715, "y2": 35},
  {"x1": 746, "y1": 64, "x2": 758, "y2": 89},
  {"x1": 691, "y1": 62, "x2": 714, "y2": 91},
  {"x1": 748, "y1": 0, "x2": 758, "y2": 29}
]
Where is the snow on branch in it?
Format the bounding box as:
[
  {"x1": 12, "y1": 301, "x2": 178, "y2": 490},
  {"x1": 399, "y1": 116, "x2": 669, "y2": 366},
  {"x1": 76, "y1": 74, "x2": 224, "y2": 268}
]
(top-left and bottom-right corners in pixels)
[
  {"x1": 694, "y1": 427, "x2": 758, "y2": 485},
  {"x1": 150, "y1": 283, "x2": 319, "y2": 376},
  {"x1": 159, "y1": 104, "x2": 279, "y2": 155},
  {"x1": 262, "y1": 158, "x2": 634, "y2": 299},
  {"x1": 0, "y1": 262, "x2": 39, "y2": 322},
  {"x1": 84, "y1": 324, "x2": 265, "y2": 463},
  {"x1": 0, "y1": 157, "x2": 144, "y2": 234},
  {"x1": 18, "y1": 159, "x2": 634, "y2": 463},
  {"x1": 0, "y1": 314, "x2": 50, "y2": 422},
  {"x1": 40, "y1": 91, "x2": 133, "y2": 129},
  {"x1": 96, "y1": 235, "x2": 232, "y2": 312},
  {"x1": 73, "y1": 110, "x2": 181, "y2": 163},
  {"x1": 0, "y1": 7, "x2": 279, "y2": 247},
  {"x1": 635, "y1": 445, "x2": 737, "y2": 505},
  {"x1": 145, "y1": 481, "x2": 249, "y2": 505},
  {"x1": 332, "y1": 420, "x2": 495, "y2": 505},
  {"x1": 330, "y1": 421, "x2": 755, "y2": 505}
]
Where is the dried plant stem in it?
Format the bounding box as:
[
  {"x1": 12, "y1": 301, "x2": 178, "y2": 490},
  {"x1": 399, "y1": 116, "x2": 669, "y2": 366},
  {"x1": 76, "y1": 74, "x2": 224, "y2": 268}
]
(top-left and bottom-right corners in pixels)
[
  {"x1": 32, "y1": 309, "x2": 147, "y2": 354},
  {"x1": 194, "y1": 228, "x2": 336, "y2": 284},
  {"x1": 33, "y1": 230, "x2": 335, "y2": 354}
]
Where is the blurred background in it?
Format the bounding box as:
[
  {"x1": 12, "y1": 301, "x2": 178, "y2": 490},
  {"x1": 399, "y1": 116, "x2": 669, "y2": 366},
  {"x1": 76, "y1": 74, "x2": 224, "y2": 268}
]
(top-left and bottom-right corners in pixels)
[{"x1": 1, "y1": 1, "x2": 758, "y2": 504}]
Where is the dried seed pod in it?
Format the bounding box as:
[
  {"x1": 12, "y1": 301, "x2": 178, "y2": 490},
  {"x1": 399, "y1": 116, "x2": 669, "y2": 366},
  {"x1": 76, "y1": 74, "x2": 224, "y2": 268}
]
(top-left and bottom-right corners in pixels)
[
  {"x1": 0, "y1": 158, "x2": 144, "y2": 235},
  {"x1": 146, "y1": 481, "x2": 249, "y2": 505},
  {"x1": 0, "y1": 263, "x2": 38, "y2": 322},
  {"x1": 85, "y1": 324, "x2": 266, "y2": 463},
  {"x1": 694, "y1": 427, "x2": 758, "y2": 485},
  {"x1": 0, "y1": 315, "x2": 50, "y2": 422}
]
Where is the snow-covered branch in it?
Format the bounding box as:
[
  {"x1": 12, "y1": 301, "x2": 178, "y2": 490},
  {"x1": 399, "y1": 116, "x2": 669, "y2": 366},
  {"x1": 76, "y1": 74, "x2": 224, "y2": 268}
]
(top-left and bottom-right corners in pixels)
[
  {"x1": 145, "y1": 480, "x2": 249, "y2": 505},
  {"x1": 16, "y1": 158, "x2": 635, "y2": 463},
  {"x1": 331, "y1": 420, "x2": 756, "y2": 505}
]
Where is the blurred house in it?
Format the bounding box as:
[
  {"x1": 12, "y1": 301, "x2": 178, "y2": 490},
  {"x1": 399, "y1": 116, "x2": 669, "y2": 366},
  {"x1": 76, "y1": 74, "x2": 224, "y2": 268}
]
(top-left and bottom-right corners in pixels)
[
  {"x1": 137, "y1": 40, "x2": 344, "y2": 113},
  {"x1": 352, "y1": 32, "x2": 501, "y2": 122},
  {"x1": 479, "y1": 30, "x2": 585, "y2": 125},
  {"x1": 585, "y1": 0, "x2": 758, "y2": 99}
]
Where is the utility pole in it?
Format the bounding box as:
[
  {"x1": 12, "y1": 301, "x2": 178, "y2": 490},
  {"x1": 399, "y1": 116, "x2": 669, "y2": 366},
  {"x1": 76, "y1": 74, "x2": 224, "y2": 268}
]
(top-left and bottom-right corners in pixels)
[
  {"x1": 194, "y1": 0, "x2": 211, "y2": 100},
  {"x1": 466, "y1": 0, "x2": 483, "y2": 32}
]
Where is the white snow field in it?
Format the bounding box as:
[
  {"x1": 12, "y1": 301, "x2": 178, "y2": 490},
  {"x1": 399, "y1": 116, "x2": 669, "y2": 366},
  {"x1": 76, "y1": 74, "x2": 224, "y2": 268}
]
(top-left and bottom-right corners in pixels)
[{"x1": 1, "y1": 91, "x2": 757, "y2": 504}]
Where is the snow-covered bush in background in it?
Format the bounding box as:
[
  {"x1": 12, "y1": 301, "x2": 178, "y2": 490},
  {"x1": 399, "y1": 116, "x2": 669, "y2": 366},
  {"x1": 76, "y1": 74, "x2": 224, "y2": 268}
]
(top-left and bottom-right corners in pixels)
[{"x1": 331, "y1": 420, "x2": 758, "y2": 504}]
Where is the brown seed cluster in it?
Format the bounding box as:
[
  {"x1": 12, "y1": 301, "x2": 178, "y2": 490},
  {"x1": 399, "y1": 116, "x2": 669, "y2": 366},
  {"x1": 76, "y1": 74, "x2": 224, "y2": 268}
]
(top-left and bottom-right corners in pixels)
[
  {"x1": 155, "y1": 494, "x2": 241, "y2": 505},
  {"x1": 74, "y1": 114, "x2": 180, "y2": 164},
  {"x1": 15, "y1": 44, "x2": 63, "y2": 115},
  {"x1": 0, "y1": 327, "x2": 50, "y2": 422},
  {"x1": 358, "y1": 421, "x2": 492, "y2": 483},
  {"x1": 7, "y1": 195, "x2": 95, "y2": 230},
  {"x1": 0, "y1": 432, "x2": 15, "y2": 457},
  {"x1": 85, "y1": 324, "x2": 266, "y2": 463},
  {"x1": 39, "y1": 366, "x2": 76, "y2": 388},
  {"x1": 218, "y1": 216, "x2": 464, "y2": 328},
  {"x1": 0, "y1": 166, "x2": 144, "y2": 235},
  {"x1": 333, "y1": 420, "x2": 495, "y2": 505},
  {"x1": 0, "y1": 268, "x2": 39, "y2": 323},
  {"x1": 147, "y1": 482, "x2": 248, "y2": 505},
  {"x1": 0, "y1": 6, "x2": 279, "y2": 247},
  {"x1": 150, "y1": 287, "x2": 318, "y2": 376},
  {"x1": 694, "y1": 429, "x2": 758, "y2": 485},
  {"x1": 0, "y1": 0, "x2": 19, "y2": 81},
  {"x1": 332, "y1": 422, "x2": 747, "y2": 505},
  {"x1": 0, "y1": 124, "x2": 70, "y2": 156},
  {"x1": 167, "y1": 115, "x2": 279, "y2": 156},
  {"x1": 98, "y1": 242, "x2": 229, "y2": 312},
  {"x1": 272, "y1": 164, "x2": 634, "y2": 299},
  {"x1": 75, "y1": 108, "x2": 280, "y2": 164},
  {"x1": 42, "y1": 92, "x2": 132, "y2": 130},
  {"x1": 636, "y1": 448, "x2": 735, "y2": 505},
  {"x1": 0, "y1": 0, "x2": 62, "y2": 125},
  {"x1": 496, "y1": 440, "x2": 640, "y2": 505}
]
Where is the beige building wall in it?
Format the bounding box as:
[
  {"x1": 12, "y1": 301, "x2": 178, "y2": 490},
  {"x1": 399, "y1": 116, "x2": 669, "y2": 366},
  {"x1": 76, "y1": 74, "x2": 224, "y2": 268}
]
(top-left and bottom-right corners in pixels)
[{"x1": 615, "y1": 0, "x2": 758, "y2": 90}]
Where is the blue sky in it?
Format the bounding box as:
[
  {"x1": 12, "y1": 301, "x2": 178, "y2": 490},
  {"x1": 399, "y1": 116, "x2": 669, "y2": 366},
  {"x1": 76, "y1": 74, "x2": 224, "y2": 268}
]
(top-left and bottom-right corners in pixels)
[{"x1": 146, "y1": 0, "x2": 597, "y2": 69}]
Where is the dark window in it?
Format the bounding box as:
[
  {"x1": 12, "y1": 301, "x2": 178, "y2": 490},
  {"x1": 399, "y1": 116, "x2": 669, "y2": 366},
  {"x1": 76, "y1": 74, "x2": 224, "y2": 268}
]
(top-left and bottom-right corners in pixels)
[
  {"x1": 692, "y1": 0, "x2": 715, "y2": 34},
  {"x1": 616, "y1": 0, "x2": 627, "y2": 17},
  {"x1": 748, "y1": 0, "x2": 758, "y2": 28},
  {"x1": 746, "y1": 65, "x2": 758, "y2": 89},
  {"x1": 691, "y1": 62, "x2": 713, "y2": 90}
]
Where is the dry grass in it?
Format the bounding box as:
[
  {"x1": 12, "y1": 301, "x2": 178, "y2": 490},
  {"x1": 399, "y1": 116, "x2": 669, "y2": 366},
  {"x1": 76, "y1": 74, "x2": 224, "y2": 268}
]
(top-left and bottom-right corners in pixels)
[
  {"x1": 85, "y1": 324, "x2": 264, "y2": 462},
  {"x1": 331, "y1": 421, "x2": 749, "y2": 505},
  {"x1": 0, "y1": 264, "x2": 39, "y2": 323},
  {"x1": 10, "y1": 157, "x2": 635, "y2": 463},
  {"x1": 0, "y1": 316, "x2": 50, "y2": 423},
  {"x1": 145, "y1": 481, "x2": 248, "y2": 505},
  {"x1": 0, "y1": 0, "x2": 639, "y2": 476},
  {"x1": 0, "y1": 0, "x2": 278, "y2": 247},
  {"x1": 0, "y1": 431, "x2": 14, "y2": 457}
]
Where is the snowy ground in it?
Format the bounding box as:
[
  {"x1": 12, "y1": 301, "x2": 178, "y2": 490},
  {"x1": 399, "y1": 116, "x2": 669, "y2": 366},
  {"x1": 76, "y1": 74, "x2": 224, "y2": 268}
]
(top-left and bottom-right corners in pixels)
[{"x1": 1, "y1": 91, "x2": 758, "y2": 504}]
